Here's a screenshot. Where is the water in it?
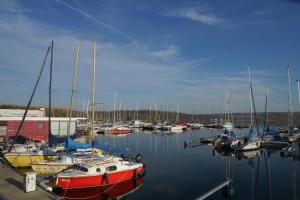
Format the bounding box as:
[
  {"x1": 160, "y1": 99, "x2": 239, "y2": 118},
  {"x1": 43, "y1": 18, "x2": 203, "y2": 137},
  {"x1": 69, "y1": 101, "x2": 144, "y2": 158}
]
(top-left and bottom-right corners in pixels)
[{"x1": 65, "y1": 129, "x2": 300, "y2": 200}]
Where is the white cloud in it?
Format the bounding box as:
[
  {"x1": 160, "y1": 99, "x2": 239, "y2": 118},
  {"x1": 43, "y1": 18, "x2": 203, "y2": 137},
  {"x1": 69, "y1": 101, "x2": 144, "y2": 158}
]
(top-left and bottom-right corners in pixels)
[
  {"x1": 165, "y1": 6, "x2": 222, "y2": 26},
  {"x1": 151, "y1": 45, "x2": 178, "y2": 59},
  {"x1": 54, "y1": 0, "x2": 125, "y2": 35}
]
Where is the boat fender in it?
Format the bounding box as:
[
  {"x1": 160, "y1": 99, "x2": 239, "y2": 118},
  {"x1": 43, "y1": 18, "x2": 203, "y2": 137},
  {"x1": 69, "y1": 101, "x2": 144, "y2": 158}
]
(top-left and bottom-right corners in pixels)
[
  {"x1": 138, "y1": 170, "x2": 146, "y2": 177},
  {"x1": 134, "y1": 169, "x2": 138, "y2": 179},
  {"x1": 103, "y1": 172, "x2": 109, "y2": 184},
  {"x1": 135, "y1": 154, "x2": 142, "y2": 163}
]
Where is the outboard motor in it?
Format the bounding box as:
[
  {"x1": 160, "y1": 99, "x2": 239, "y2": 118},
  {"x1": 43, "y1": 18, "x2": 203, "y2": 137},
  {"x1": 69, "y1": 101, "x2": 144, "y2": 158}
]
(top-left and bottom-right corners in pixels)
[
  {"x1": 135, "y1": 154, "x2": 142, "y2": 163},
  {"x1": 120, "y1": 153, "x2": 129, "y2": 161}
]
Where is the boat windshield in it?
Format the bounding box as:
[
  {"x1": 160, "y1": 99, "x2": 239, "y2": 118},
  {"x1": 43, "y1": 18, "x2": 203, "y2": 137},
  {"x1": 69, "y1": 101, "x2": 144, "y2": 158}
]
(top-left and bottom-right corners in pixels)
[{"x1": 75, "y1": 165, "x2": 88, "y2": 172}]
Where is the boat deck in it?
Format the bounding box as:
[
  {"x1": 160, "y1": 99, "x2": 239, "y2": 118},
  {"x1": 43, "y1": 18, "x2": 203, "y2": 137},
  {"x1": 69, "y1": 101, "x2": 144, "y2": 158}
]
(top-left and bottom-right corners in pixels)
[{"x1": 0, "y1": 159, "x2": 55, "y2": 200}]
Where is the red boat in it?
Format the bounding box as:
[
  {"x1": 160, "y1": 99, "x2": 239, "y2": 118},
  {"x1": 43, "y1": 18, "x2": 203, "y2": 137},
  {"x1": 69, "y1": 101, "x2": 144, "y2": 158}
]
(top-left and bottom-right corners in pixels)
[
  {"x1": 56, "y1": 155, "x2": 144, "y2": 189},
  {"x1": 111, "y1": 127, "x2": 132, "y2": 135},
  {"x1": 57, "y1": 176, "x2": 144, "y2": 200}
]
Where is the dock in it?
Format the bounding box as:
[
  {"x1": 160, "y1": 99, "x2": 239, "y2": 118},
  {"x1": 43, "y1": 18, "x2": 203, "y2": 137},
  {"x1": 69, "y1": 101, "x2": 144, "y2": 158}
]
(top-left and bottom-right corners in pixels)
[
  {"x1": 261, "y1": 141, "x2": 289, "y2": 149},
  {"x1": 0, "y1": 159, "x2": 56, "y2": 200}
]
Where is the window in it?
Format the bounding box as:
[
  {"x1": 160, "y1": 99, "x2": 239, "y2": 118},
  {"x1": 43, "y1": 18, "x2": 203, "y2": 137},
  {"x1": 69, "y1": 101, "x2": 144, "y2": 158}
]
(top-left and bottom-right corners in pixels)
[
  {"x1": 106, "y1": 166, "x2": 117, "y2": 172},
  {"x1": 76, "y1": 165, "x2": 88, "y2": 172},
  {"x1": 96, "y1": 168, "x2": 101, "y2": 173}
]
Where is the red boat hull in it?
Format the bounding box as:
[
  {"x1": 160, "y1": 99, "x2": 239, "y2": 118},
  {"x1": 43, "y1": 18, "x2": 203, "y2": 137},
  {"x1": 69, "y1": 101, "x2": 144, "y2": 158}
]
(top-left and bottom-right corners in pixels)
[
  {"x1": 57, "y1": 177, "x2": 144, "y2": 200},
  {"x1": 111, "y1": 130, "x2": 132, "y2": 135},
  {"x1": 57, "y1": 166, "x2": 144, "y2": 189}
]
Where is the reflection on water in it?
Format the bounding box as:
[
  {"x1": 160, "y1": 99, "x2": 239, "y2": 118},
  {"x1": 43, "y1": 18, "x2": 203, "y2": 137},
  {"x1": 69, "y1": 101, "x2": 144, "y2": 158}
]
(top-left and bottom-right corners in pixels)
[{"x1": 91, "y1": 129, "x2": 299, "y2": 200}]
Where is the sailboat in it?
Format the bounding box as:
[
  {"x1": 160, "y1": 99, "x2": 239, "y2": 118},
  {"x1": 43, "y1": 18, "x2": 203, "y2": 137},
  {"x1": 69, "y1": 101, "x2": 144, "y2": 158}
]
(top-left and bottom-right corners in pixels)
[
  {"x1": 4, "y1": 41, "x2": 61, "y2": 168},
  {"x1": 170, "y1": 105, "x2": 186, "y2": 132},
  {"x1": 238, "y1": 67, "x2": 261, "y2": 151},
  {"x1": 31, "y1": 42, "x2": 103, "y2": 174},
  {"x1": 55, "y1": 40, "x2": 145, "y2": 189}
]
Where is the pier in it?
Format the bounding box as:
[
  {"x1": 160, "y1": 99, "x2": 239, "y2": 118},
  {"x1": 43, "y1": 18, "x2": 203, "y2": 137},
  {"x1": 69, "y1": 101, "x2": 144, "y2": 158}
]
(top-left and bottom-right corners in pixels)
[{"x1": 0, "y1": 159, "x2": 55, "y2": 200}]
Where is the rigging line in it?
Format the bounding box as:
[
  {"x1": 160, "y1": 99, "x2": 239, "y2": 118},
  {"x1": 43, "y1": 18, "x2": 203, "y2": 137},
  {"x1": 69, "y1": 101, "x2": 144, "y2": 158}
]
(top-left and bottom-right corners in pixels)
[{"x1": 10, "y1": 45, "x2": 51, "y2": 150}]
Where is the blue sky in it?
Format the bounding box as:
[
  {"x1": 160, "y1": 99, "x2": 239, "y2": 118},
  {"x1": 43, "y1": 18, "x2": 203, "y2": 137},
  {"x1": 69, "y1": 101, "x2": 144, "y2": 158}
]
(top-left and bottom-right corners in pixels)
[{"x1": 0, "y1": 0, "x2": 300, "y2": 113}]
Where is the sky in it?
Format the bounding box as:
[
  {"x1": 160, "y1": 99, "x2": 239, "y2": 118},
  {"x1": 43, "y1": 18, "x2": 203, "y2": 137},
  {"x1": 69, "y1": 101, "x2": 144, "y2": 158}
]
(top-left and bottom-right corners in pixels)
[{"x1": 0, "y1": 0, "x2": 300, "y2": 114}]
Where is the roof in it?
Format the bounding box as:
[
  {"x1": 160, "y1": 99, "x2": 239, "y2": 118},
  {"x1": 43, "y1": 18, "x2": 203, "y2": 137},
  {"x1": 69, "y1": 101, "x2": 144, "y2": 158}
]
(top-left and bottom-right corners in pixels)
[{"x1": 0, "y1": 117, "x2": 84, "y2": 122}]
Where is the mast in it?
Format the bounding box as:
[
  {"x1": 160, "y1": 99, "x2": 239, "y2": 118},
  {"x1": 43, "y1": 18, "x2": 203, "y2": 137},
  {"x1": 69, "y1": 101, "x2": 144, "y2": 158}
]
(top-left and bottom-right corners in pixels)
[
  {"x1": 166, "y1": 104, "x2": 169, "y2": 123},
  {"x1": 297, "y1": 80, "x2": 300, "y2": 106},
  {"x1": 263, "y1": 88, "x2": 268, "y2": 136},
  {"x1": 224, "y1": 88, "x2": 227, "y2": 122},
  {"x1": 192, "y1": 104, "x2": 194, "y2": 122},
  {"x1": 91, "y1": 40, "x2": 96, "y2": 139},
  {"x1": 113, "y1": 91, "x2": 116, "y2": 125},
  {"x1": 266, "y1": 88, "x2": 269, "y2": 126},
  {"x1": 10, "y1": 44, "x2": 51, "y2": 149},
  {"x1": 136, "y1": 98, "x2": 139, "y2": 121},
  {"x1": 67, "y1": 42, "x2": 80, "y2": 136},
  {"x1": 287, "y1": 65, "x2": 293, "y2": 131},
  {"x1": 149, "y1": 105, "x2": 152, "y2": 123},
  {"x1": 48, "y1": 40, "x2": 54, "y2": 146},
  {"x1": 176, "y1": 104, "x2": 179, "y2": 122},
  {"x1": 248, "y1": 67, "x2": 253, "y2": 127}
]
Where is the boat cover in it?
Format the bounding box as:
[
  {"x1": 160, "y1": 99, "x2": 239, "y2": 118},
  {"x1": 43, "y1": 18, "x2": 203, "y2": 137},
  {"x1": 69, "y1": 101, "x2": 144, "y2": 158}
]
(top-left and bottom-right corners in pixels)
[{"x1": 65, "y1": 136, "x2": 92, "y2": 150}]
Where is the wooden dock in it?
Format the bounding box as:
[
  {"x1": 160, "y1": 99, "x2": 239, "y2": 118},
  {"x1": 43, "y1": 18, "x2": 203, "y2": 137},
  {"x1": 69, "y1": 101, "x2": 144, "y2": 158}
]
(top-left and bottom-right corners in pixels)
[{"x1": 0, "y1": 159, "x2": 56, "y2": 200}]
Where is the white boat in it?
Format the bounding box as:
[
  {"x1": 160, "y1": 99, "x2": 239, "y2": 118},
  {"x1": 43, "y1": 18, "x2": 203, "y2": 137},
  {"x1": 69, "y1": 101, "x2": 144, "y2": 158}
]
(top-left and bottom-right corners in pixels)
[
  {"x1": 239, "y1": 136, "x2": 261, "y2": 151},
  {"x1": 223, "y1": 122, "x2": 233, "y2": 131},
  {"x1": 170, "y1": 125, "x2": 184, "y2": 132}
]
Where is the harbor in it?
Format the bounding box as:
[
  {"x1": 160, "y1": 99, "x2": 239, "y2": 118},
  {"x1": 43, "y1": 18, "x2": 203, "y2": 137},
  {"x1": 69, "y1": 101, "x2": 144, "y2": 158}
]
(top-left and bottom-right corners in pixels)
[
  {"x1": 0, "y1": 122, "x2": 300, "y2": 199},
  {"x1": 1, "y1": 0, "x2": 300, "y2": 199}
]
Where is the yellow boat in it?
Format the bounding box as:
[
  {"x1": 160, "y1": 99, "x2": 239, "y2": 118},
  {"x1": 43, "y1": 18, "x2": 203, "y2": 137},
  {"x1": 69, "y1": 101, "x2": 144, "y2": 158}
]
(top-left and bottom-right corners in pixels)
[
  {"x1": 31, "y1": 150, "x2": 104, "y2": 174},
  {"x1": 4, "y1": 152, "x2": 59, "y2": 168}
]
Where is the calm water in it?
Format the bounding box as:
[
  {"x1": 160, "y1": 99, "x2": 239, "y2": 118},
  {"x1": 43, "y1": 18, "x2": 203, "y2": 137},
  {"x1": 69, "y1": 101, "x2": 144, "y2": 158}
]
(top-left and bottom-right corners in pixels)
[{"x1": 64, "y1": 129, "x2": 300, "y2": 200}]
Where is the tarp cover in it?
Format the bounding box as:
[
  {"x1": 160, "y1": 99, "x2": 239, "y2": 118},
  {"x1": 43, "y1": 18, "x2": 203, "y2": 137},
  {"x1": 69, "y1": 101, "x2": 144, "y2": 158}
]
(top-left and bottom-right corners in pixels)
[{"x1": 64, "y1": 136, "x2": 92, "y2": 150}]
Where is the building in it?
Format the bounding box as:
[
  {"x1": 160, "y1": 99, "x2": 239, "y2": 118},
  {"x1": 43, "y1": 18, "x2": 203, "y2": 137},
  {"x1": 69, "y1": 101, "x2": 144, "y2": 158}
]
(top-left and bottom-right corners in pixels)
[{"x1": 0, "y1": 109, "x2": 85, "y2": 140}]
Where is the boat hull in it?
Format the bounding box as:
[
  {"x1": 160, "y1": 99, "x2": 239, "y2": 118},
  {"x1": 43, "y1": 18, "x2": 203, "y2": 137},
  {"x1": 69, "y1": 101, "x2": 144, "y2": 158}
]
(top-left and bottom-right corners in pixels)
[
  {"x1": 57, "y1": 176, "x2": 144, "y2": 200},
  {"x1": 111, "y1": 130, "x2": 132, "y2": 135},
  {"x1": 57, "y1": 166, "x2": 144, "y2": 189},
  {"x1": 4, "y1": 154, "x2": 58, "y2": 168}
]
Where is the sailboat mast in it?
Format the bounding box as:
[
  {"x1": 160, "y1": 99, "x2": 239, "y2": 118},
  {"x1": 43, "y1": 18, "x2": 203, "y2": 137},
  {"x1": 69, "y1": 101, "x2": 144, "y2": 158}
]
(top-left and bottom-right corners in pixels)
[
  {"x1": 297, "y1": 80, "x2": 300, "y2": 105},
  {"x1": 67, "y1": 42, "x2": 80, "y2": 136},
  {"x1": 91, "y1": 40, "x2": 96, "y2": 139},
  {"x1": 149, "y1": 105, "x2": 152, "y2": 123},
  {"x1": 176, "y1": 104, "x2": 179, "y2": 122},
  {"x1": 287, "y1": 65, "x2": 293, "y2": 129},
  {"x1": 136, "y1": 98, "x2": 139, "y2": 121},
  {"x1": 248, "y1": 67, "x2": 253, "y2": 127},
  {"x1": 113, "y1": 91, "x2": 116, "y2": 125},
  {"x1": 48, "y1": 40, "x2": 53, "y2": 146},
  {"x1": 266, "y1": 88, "x2": 269, "y2": 126},
  {"x1": 166, "y1": 104, "x2": 169, "y2": 123}
]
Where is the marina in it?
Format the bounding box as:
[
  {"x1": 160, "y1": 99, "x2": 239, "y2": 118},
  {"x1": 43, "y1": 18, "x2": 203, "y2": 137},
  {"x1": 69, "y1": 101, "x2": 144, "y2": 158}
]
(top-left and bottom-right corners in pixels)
[
  {"x1": 0, "y1": 127, "x2": 300, "y2": 199},
  {"x1": 1, "y1": 0, "x2": 300, "y2": 199}
]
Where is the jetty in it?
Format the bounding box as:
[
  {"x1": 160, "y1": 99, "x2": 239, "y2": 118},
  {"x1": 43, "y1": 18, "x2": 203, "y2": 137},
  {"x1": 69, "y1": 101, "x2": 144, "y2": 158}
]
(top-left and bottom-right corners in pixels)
[{"x1": 0, "y1": 159, "x2": 55, "y2": 200}]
